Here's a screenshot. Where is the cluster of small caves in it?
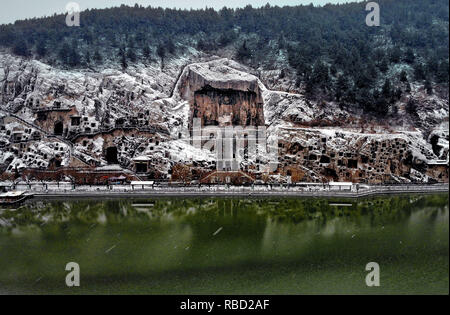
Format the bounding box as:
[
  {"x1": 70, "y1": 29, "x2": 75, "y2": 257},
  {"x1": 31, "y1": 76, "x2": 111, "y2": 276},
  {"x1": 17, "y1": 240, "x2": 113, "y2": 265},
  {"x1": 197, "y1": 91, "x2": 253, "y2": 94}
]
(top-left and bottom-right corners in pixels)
[
  {"x1": 0, "y1": 95, "x2": 172, "y2": 177},
  {"x1": 1, "y1": 104, "x2": 448, "y2": 183},
  {"x1": 429, "y1": 131, "x2": 449, "y2": 160},
  {"x1": 32, "y1": 101, "x2": 165, "y2": 140},
  {"x1": 2, "y1": 97, "x2": 211, "y2": 179},
  {"x1": 276, "y1": 129, "x2": 448, "y2": 184},
  {"x1": 73, "y1": 129, "x2": 168, "y2": 169},
  {"x1": 0, "y1": 119, "x2": 41, "y2": 145},
  {"x1": 1, "y1": 71, "x2": 448, "y2": 184},
  {"x1": 1, "y1": 98, "x2": 272, "y2": 183},
  {"x1": 0, "y1": 116, "x2": 71, "y2": 173},
  {"x1": 2, "y1": 141, "x2": 70, "y2": 172}
]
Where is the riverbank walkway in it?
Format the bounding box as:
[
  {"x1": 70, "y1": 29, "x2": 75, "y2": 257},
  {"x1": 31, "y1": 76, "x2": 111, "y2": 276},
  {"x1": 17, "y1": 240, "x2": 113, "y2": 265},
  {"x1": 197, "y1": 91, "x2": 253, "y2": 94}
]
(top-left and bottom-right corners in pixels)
[{"x1": 3, "y1": 181, "x2": 448, "y2": 199}]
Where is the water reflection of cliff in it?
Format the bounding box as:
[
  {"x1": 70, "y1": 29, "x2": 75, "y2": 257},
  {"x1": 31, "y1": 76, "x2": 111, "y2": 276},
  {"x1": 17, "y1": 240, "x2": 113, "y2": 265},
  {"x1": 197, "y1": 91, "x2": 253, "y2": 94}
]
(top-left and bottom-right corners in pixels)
[
  {"x1": 0, "y1": 194, "x2": 447, "y2": 289},
  {"x1": 0, "y1": 194, "x2": 447, "y2": 229}
]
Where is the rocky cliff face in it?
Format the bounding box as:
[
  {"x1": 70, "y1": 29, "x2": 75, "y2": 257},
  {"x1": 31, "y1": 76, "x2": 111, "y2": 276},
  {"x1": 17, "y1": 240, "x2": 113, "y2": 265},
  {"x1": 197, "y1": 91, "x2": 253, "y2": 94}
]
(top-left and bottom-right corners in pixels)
[
  {"x1": 0, "y1": 52, "x2": 448, "y2": 184},
  {"x1": 277, "y1": 127, "x2": 448, "y2": 183}
]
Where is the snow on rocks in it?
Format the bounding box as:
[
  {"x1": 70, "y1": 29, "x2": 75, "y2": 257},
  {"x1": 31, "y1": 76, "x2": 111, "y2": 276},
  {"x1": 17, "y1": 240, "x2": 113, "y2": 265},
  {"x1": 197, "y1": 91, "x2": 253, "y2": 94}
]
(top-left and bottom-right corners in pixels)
[{"x1": 0, "y1": 52, "x2": 448, "y2": 183}]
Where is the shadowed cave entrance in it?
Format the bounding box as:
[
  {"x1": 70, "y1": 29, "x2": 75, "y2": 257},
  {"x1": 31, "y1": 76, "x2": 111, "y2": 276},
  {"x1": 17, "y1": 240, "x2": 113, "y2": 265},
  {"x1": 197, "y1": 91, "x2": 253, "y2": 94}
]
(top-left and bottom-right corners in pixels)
[
  {"x1": 54, "y1": 121, "x2": 63, "y2": 136},
  {"x1": 106, "y1": 146, "x2": 119, "y2": 164}
]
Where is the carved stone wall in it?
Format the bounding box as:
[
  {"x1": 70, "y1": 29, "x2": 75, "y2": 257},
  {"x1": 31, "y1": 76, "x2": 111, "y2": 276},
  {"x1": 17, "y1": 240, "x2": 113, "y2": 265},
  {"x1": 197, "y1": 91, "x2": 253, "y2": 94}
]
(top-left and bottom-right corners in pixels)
[
  {"x1": 276, "y1": 129, "x2": 448, "y2": 184},
  {"x1": 192, "y1": 85, "x2": 264, "y2": 127}
]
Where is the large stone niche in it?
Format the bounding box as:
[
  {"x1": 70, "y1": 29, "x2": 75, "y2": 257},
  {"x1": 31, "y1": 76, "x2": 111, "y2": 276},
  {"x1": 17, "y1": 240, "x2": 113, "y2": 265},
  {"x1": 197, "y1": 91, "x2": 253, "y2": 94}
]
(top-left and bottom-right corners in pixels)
[
  {"x1": 193, "y1": 85, "x2": 264, "y2": 127},
  {"x1": 175, "y1": 59, "x2": 265, "y2": 129}
]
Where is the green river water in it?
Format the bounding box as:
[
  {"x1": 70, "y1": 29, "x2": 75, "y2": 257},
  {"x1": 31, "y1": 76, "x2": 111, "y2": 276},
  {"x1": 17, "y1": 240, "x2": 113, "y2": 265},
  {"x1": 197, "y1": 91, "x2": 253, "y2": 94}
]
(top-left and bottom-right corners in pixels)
[{"x1": 0, "y1": 193, "x2": 448, "y2": 294}]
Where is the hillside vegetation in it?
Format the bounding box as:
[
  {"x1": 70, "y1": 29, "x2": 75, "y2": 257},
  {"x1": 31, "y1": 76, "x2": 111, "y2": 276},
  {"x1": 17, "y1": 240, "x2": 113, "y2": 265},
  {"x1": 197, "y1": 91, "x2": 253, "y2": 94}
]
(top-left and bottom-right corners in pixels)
[{"x1": 0, "y1": 0, "x2": 448, "y2": 116}]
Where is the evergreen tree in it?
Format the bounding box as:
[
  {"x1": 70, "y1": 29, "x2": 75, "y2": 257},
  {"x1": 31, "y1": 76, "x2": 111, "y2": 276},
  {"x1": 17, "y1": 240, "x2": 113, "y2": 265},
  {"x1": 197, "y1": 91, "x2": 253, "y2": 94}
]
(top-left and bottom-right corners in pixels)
[
  {"x1": 304, "y1": 75, "x2": 315, "y2": 97},
  {"x1": 67, "y1": 42, "x2": 81, "y2": 67},
  {"x1": 405, "y1": 83, "x2": 411, "y2": 93},
  {"x1": 237, "y1": 40, "x2": 252, "y2": 61},
  {"x1": 166, "y1": 39, "x2": 175, "y2": 54},
  {"x1": 142, "y1": 46, "x2": 151, "y2": 60},
  {"x1": 126, "y1": 47, "x2": 137, "y2": 63},
  {"x1": 424, "y1": 80, "x2": 433, "y2": 95},
  {"x1": 13, "y1": 39, "x2": 30, "y2": 57},
  {"x1": 119, "y1": 48, "x2": 127, "y2": 69},
  {"x1": 394, "y1": 87, "x2": 402, "y2": 100},
  {"x1": 436, "y1": 60, "x2": 449, "y2": 83},
  {"x1": 329, "y1": 64, "x2": 337, "y2": 77},
  {"x1": 277, "y1": 33, "x2": 286, "y2": 50},
  {"x1": 335, "y1": 74, "x2": 348, "y2": 101},
  {"x1": 58, "y1": 42, "x2": 70, "y2": 64},
  {"x1": 36, "y1": 40, "x2": 47, "y2": 57},
  {"x1": 406, "y1": 98, "x2": 417, "y2": 115},
  {"x1": 426, "y1": 55, "x2": 439, "y2": 75},
  {"x1": 399, "y1": 70, "x2": 408, "y2": 83},
  {"x1": 404, "y1": 48, "x2": 415, "y2": 64},
  {"x1": 389, "y1": 47, "x2": 402, "y2": 63},
  {"x1": 197, "y1": 38, "x2": 216, "y2": 52},
  {"x1": 356, "y1": 88, "x2": 375, "y2": 112},
  {"x1": 218, "y1": 30, "x2": 236, "y2": 47},
  {"x1": 367, "y1": 61, "x2": 378, "y2": 81},
  {"x1": 157, "y1": 44, "x2": 166, "y2": 69},
  {"x1": 413, "y1": 63, "x2": 426, "y2": 81},
  {"x1": 382, "y1": 78, "x2": 392, "y2": 99},
  {"x1": 94, "y1": 50, "x2": 102, "y2": 64},
  {"x1": 374, "y1": 96, "x2": 389, "y2": 116},
  {"x1": 311, "y1": 61, "x2": 330, "y2": 89},
  {"x1": 295, "y1": 60, "x2": 310, "y2": 81},
  {"x1": 85, "y1": 50, "x2": 91, "y2": 64},
  {"x1": 378, "y1": 58, "x2": 388, "y2": 73},
  {"x1": 355, "y1": 71, "x2": 372, "y2": 90}
]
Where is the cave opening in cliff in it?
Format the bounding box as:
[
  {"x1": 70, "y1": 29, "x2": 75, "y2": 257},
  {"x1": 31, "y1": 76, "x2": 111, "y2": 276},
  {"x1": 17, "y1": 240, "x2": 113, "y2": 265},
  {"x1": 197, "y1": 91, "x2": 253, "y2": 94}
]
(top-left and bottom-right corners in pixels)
[
  {"x1": 325, "y1": 168, "x2": 339, "y2": 180},
  {"x1": 430, "y1": 135, "x2": 442, "y2": 156},
  {"x1": 49, "y1": 158, "x2": 62, "y2": 168},
  {"x1": 106, "y1": 147, "x2": 119, "y2": 164},
  {"x1": 135, "y1": 162, "x2": 148, "y2": 173},
  {"x1": 320, "y1": 155, "x2": 331, "y2": 163},
  {"x1": 54, "y1": 121, "x2": 63, "y2": 136},
  {"x1": 348, "y1": 159, "x2": 358, "y2": 168}
]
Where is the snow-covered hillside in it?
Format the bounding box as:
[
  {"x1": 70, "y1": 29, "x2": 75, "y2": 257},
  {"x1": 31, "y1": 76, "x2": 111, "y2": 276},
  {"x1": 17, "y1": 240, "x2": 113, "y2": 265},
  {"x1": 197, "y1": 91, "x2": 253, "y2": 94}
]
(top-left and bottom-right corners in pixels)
[{"x1": 0, "y1": 51, "x2": 448, "y2": 183}]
